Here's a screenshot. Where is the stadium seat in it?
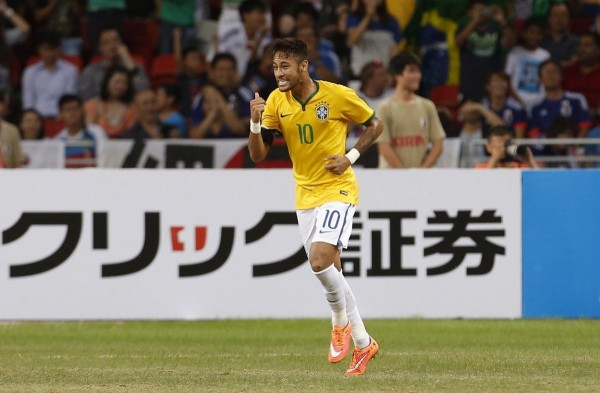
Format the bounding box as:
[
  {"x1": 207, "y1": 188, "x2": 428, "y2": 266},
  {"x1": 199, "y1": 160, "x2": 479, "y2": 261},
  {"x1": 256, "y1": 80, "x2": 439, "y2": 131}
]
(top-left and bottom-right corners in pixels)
[
  {"x1": 26, "y1": 55, "x2": 83, "y2": 72},
  {"x1": 123, "y1": 18, "x2": 159, "y2": 61},
  {"x1": 429, "y1": 84, "x2": 460, "y2": 108},
  {"x1": 150, "y1": 54, "x2": 178, "y2": 88},
  {"x1": 43, "y1": 118, "x2": 65, "y2": 138},
  {"x1": 9, "y1": 57, "x2": 22, "y2": 88}
]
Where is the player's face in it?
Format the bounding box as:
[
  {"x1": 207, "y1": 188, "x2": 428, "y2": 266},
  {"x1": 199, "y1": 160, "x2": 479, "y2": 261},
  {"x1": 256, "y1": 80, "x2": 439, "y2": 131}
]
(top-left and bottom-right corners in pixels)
[{"x1": 272, "y1": 51, "x2": 308, "y2": 92}]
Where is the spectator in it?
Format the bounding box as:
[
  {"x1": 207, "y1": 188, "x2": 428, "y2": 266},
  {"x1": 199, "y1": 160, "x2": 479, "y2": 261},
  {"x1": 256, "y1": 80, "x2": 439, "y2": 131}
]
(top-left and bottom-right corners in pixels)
[
  {"x1": 156, "y1": 83, "x2": 186, "y2": 138},
  {"x1": 189, "y1": 83, "x2": 249, "y2": 139},
  {"x1": 483, "y1": 71, "x2": 529, "y2": 138},
  {"x1": 22, "y1": 31, "x2": 78, "y2": 118},
  {"x1": 208, "y1": 0, "x2": 271, "y2": 77},
  {"x1": 29, "y1": 0, "x2": 85, "y2": 56},
  {"x1": 455, "y1": 0, "x2": 504, "y2": 101},
  {"x1": 544, "y1": 116, "x2": 581, "y2": 168},
  {"x1": 242, "y1": 41, "x2": 278, "y2": 99},
  {"x1": 157, "y1": 0, "x2": 196, "y2": 54},
  {"x1": 18, "y1": 108, "x2": 44, "y2": 139},
  {"x1": 176, "y1": 46, "x2": 208, "y2": 118},
  {"x1": 540, "y1": 2, "x2": 578, "y2": 67},
  {"x1": 474, "y1": 125, "x2": 539, "y2": 168},
  {"x1": 278, "y1": 0, "x2": 349, "y2": 42},
  {"x1": 190, "y1": 53, "x2": 251, "y2": 138},
  {"x1": 346, "y1": 0, "x2": 401, "y2": 77},
  {"x1": 357, "y1": 58, "x2": 393, "y2": 111},
  {"x1": 87, "y1": 0, "x2": 126, "y2": 54},
  {"x1": 505, "y1": 17, "x2": 550, "y2": 111},
  {"x1": 563, "y1": 32, "x2": 600, "y2": 118},
  {"x1": 457, "y1": 98, "x2": 504, "y2": 168},
  {"x1": 0, "y1": 89, "x2": 25, "y2": 167},
  {"x1": 0, "y1": 30, "x2": 11, "y2": 92},
  {"x1": 279, "y1": 2, "x2": 336, "y2": 51},
  {"x1": 84, "y1": 65, "x2": 137, "y2": 138},
  {"x1": 530, "y1": 59, "x2": 592, "y2": 140},
  {"x1": 78, "y1": 28, "x2": 150, "y2": 101},
  {"x1": 0, "y1": 0, "x2": 30, "y2": 48},
  {"x1": 376, "y1": 52, "x2": 446, "y2": 168},
  {"x1": 296, "y1": 24, "x2": 343, "y2": 83},
  {"x1": 54, "y1": 94, "x2": 107, "y2": 168},
  {"x1": 122, "y1": 89, "x2": 179, "y2": 141}
]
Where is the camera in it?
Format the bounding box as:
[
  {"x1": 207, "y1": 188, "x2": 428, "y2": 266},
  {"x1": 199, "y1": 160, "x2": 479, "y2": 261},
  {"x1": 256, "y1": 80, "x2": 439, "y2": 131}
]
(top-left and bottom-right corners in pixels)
[{"x1": 505, "y1": 142, "x2": 528, "y2": 159}]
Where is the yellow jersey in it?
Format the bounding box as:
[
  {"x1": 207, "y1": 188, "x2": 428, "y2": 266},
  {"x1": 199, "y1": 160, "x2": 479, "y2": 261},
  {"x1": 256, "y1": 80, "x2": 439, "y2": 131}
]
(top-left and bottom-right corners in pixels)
[{"x1": 261, "y1": 80, "x2": 375, "y2": 209}]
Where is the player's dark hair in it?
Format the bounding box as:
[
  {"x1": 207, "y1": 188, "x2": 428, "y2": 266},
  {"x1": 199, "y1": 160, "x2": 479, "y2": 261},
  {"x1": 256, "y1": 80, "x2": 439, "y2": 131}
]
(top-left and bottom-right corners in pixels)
[
  {"x1": 271, "y1": 38, "x2": 308, "y2": 63},
  {"x1": 58, "y1": 94, "x2": 82, "y2": 109},
  {"x1": 388, "y1": 52, "x2": 420, "y2": 75}
]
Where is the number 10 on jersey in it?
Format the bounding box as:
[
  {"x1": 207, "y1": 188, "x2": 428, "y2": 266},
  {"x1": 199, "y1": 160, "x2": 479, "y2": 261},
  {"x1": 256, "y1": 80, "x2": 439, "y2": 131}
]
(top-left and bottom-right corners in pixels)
[{"x1": 296, "y1": 123, "x2": 314, "y2": 144}]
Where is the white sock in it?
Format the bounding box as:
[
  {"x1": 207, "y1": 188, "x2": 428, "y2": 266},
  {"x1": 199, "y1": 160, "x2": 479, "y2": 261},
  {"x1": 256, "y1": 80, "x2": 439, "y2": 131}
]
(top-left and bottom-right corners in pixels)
[
  {"x1": 339, "y1": 270, "x2": 370, "y2": 348},
  {"x1": 313, "y1": 264, "x2": 348, "y2": 326}
]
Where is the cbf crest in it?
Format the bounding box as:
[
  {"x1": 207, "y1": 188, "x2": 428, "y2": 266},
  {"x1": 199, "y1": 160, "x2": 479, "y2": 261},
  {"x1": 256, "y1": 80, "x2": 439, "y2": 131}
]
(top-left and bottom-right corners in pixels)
[{"x1": 315, "y1": 100, "x2": 330, "y2": 122}]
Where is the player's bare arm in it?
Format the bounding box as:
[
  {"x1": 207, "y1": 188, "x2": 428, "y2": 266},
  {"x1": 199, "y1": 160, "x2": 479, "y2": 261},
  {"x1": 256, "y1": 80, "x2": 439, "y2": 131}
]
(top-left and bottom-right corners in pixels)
[
  {"x1": 248, "y1": 92, "x2": 270, "y2": 162},
  {"x1": 324, "y1": 116, "x2": 383, "y2": 175}
]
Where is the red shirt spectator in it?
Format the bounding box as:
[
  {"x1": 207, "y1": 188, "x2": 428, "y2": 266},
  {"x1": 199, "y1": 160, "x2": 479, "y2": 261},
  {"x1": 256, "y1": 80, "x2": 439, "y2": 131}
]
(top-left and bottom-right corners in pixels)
[{"x1": 563, "y1": 32, "x2": 600, "y2": 116}]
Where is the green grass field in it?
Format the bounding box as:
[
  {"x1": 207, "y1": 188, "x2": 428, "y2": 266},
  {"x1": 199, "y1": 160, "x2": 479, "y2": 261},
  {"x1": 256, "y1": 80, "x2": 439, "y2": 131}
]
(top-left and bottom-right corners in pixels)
[{"x1": 0, "y1": 319, "x2": 598, "y2": 392}]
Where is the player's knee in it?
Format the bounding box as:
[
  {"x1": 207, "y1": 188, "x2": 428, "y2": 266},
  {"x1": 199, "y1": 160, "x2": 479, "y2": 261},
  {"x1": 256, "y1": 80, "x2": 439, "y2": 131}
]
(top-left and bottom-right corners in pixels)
[{"x1": 309, "y1": 252, "x2": 333, "y2": 272}]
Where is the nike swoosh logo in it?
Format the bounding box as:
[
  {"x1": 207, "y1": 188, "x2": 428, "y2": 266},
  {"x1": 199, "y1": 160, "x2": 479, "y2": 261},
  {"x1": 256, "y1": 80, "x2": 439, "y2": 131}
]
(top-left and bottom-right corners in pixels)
[
  {"x1": 347, "y1": 354, "x2": 368, "y2": 372},
  {"x1": 330, "y1": 344, "x2": 342, "y2": 358},
  {"x1": 280, "y1": 113, "x2": 292, "y2": 118},
  {"x1": 319, "y1": 229, "x2": 335, "y2": 234}
]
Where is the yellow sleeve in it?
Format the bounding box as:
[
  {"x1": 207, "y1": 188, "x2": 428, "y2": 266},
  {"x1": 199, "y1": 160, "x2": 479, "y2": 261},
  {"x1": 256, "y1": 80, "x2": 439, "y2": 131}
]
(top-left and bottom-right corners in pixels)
[
  {"x1": 261, "y1": 91, "x2": 281, "y2": 131},
  {"x1": 338, "y1": 85, "x2": 375, "y2": 126}
]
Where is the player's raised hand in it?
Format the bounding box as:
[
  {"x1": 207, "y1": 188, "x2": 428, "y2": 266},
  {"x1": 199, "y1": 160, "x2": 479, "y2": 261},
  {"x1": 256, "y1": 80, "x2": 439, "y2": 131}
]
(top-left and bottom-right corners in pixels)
[{"x1": 250, "y1": 92, "x2": 265, "y2": 123}]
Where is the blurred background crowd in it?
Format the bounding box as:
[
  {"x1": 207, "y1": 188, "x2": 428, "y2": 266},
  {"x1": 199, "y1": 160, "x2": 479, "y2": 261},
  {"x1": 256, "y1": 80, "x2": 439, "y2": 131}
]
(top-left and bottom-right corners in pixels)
[{"x1": 1, "y1": 0, "x2": 600, "y2": 168}]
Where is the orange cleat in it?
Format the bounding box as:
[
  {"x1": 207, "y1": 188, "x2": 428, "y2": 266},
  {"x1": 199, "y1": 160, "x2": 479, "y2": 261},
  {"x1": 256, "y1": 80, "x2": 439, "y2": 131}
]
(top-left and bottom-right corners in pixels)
[
  {"x1": 344, "y1": 337, "x2": 379, "y2": 376},
  {"x1": 328, "y1": 323, "x2": 352, "y2": 363}
]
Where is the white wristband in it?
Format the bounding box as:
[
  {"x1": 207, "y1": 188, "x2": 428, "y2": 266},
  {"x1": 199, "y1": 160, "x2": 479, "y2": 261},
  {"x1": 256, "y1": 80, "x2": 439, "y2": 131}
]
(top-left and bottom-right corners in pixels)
[
  {"x1": 250, "y1": 120, "x2": 261, "y2": 134},
  {"x1": 345, "y1": 148, "x2": 360, "y2": 164},
  {"x1": 4, "y1": 8, "x2": 14, "y2": 18}
]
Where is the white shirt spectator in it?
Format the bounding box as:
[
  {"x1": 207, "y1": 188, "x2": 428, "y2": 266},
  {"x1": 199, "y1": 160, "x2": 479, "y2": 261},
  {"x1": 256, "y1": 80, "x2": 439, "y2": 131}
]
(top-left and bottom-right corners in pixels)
[
  {"x1": 22, "y1": 59, "x2": 78, "y2": 118},
  {"x1": 505, "y1": 46, "x2": 551, "y2": 112}
]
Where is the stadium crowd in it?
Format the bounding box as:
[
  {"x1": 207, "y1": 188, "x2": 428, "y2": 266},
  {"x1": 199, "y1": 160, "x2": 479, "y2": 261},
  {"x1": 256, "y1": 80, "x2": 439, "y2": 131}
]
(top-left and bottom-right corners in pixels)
[{"x1": 1, "y1": 0, "x2": 600, "y2": 168}]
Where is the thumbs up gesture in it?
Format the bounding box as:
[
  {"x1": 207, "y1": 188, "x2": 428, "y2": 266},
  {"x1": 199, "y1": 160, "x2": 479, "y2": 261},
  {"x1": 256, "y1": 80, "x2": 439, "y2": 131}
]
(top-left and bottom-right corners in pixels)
[{"x1": 250, "y1": 92, "x2": 265, "y2": 123}]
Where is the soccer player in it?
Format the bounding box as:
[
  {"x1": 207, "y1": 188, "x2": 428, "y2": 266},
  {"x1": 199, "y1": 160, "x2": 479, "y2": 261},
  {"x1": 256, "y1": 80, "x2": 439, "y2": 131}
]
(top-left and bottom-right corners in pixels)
[{"x1": 248, "y1": 38, "x2": 383, "y2": 376}]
